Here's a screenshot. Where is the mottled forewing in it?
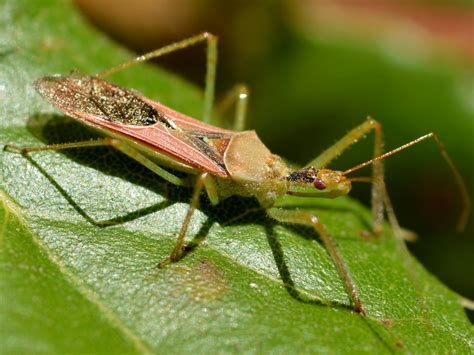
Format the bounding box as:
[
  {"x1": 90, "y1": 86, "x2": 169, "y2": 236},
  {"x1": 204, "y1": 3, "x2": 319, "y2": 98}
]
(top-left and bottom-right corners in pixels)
[
  {"x1": 35, "y1": 76, "x2": 166, "y2": 126},
  {"x1": 34, "y1": 75, "x2": 234, "y2": 176}
]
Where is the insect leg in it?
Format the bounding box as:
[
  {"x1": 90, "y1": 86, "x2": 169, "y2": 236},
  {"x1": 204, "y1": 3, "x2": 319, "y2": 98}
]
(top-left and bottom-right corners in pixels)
[
  {"x1": 381, "y1": 182, "x2": 417, "y2": 242},
  {"x1": 339, "y1": 176, "x2": 418, "y2": 242},
  {"x1": 108, "y1": 140, "x2": 189, "y2": 187},
  {"x1": 159, "y1": 172, "x2": 208, "y2": 268},
  {"x1": 4, "y1": 138, "x2": 189, "y2": 187},
  {"x1": 213, "y1": 84, "x2": 250, "y2": 131},
  {"x1": 267, "y1": 207, "x2": 365, "y2": 315},
  {"x1": 306, "y1": 117, "x2": 385, "y2": 234},
  {"x1": 4, "y1": 139, "x2": 112, "y2": 153},
  {"x1": 96, "y1": 32, "x2": 218, "y2": 123},
  {"x1": 343, "y1": 132, "x2": 470, "y2": 232},
  {"x1": 203, "y1": 174, "x2": 220, "y2": 205}
]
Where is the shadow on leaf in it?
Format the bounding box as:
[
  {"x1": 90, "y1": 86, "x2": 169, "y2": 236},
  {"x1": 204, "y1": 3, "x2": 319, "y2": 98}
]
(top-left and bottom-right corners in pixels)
[{"x1": 17, "y1": 112, "x2": 383, "y2": 316}]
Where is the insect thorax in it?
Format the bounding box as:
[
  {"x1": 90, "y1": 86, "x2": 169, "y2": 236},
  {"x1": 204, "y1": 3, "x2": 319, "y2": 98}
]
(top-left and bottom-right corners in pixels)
[{"x1": 218, "y1": 131, "x2": 290, "y2": 207}]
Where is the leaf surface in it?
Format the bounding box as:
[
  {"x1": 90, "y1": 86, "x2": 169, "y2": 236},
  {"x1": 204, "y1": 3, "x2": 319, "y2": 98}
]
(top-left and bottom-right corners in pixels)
[{"x1": 0, "y1": 0, "x2": 472, "y2": 353}]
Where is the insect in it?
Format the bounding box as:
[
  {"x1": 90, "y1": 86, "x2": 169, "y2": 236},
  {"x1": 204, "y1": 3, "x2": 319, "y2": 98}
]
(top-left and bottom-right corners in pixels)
[{"x1": 5, "y1": 32, "x2": 470, "y2": 315}]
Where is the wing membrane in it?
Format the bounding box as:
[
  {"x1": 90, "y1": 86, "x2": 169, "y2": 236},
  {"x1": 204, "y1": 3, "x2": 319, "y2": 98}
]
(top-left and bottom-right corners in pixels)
[{"x1": 35, "y1": 75, "x2": 234, "y2": 177}]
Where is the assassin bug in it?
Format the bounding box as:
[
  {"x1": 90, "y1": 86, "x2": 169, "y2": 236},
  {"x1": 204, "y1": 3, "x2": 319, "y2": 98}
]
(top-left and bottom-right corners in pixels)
[{"x1": 5, "y1": 32, "x2": 470, "y2": 315}]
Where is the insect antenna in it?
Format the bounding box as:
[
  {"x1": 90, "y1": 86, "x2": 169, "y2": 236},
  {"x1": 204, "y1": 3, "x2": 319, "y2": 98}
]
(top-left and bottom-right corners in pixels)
[
  {"x1": 347, "y1": 177, "x2": 372, "y2": 183},
  {"x1": 342, "y1": 133, "x2": 471, "y2": 232}
]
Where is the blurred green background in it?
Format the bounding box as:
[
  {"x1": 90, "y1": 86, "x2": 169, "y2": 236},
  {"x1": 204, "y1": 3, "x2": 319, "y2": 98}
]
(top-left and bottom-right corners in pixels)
[{"x1": 74, "y1": 0, "x2": 473, "y2": 317}]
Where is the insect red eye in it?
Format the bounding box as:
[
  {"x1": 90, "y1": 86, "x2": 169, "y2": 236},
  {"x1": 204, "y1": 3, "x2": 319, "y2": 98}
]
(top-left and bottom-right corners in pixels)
[{"x1": 314, "y1": 178, "x2": 326, "y2": 190}]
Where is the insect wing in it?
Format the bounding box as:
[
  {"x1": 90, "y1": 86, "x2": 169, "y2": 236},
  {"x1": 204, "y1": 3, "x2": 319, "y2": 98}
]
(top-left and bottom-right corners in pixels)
[
  {"x1": 142, "y1": 97, "x2": 233, "y2": 135},
  {"x1": 35, "y1": 75, "x2": 233, "y2": 176}
]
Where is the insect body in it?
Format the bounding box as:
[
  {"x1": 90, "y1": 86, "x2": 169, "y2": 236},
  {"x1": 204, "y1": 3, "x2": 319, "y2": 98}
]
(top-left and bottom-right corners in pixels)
[{"x1": 5, "y1": 33, "x2": 469, "y2": 316}]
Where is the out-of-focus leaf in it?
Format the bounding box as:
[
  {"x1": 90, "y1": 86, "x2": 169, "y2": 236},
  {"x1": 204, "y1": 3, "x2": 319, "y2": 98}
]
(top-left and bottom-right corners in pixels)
[{"x1": 1, "y1": 0, "x2": 472, "y2": 353}]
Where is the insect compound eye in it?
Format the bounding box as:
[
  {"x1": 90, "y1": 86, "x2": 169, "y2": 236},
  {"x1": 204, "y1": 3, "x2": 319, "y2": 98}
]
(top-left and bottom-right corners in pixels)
[{"x1": 313, "y1": 178, "x2": 327, "y2": 190}]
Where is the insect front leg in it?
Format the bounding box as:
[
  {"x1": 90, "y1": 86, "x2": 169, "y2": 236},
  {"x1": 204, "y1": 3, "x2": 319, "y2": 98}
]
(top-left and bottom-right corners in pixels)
[
  {"x1": 306, "y1": 117, "x2": 385, "y2": 234},
  {"x1": 96, "y1": 32, "x2": 218, "y2": 123},
  {"x1": 267, "y1": 207, "x2": 365, "y2": 315},
  {"x1": 343, "y1": 132, "x2": 470, "y2": 232}
]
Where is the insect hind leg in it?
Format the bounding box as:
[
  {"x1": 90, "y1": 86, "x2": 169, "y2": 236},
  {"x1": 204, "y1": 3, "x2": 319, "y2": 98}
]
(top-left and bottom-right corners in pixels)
[
  {"x1": 4, "y1": 138, "x2": 112, "y2": 154},
  {"x1": 109, "y1": 140, "x2": 188, "y2": 187},
  {"x1": 4, "y1": 138, "x2": 189, "y2": 188},
  {"x1": 96, "y1": 32, "x2": 218, "y2": 124}
]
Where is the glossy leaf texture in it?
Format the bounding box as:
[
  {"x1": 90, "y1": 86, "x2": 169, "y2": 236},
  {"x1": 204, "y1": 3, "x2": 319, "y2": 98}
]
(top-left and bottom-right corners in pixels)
[{"x1": 0, "y1": 0, "x2": 472, "y2": 353}]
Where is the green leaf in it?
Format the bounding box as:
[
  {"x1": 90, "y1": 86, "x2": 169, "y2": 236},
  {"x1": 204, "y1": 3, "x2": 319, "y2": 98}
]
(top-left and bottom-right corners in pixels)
[{"x1": 1, "y1": 0, "x2": 472, "y2": 353}]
